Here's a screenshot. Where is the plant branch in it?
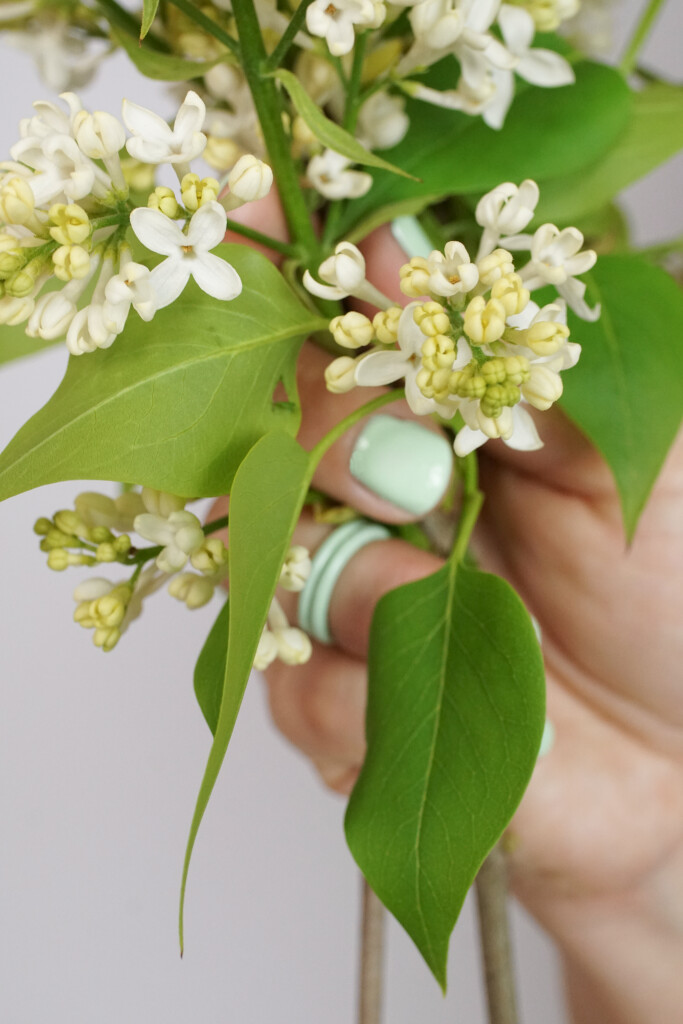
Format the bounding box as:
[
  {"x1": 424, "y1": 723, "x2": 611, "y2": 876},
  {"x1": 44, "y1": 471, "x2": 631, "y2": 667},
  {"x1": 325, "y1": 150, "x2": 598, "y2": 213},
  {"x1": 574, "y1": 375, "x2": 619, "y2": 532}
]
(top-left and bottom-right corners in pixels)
[
  {"x1": 264, "y1": 0, "x2": 315, "y2": 72},
  {"x1": 475, "y1": 845, "x2": 519, "y2": 1024},
  {"x1": 310, "y1": 388, "x2": 405, "y2": 464},
  {"x1": 358, "y1": 879, "x2": 386, "y2": 1024},
  {"x1": 620, "y1": 0, "x2": 666, "y2": 76},
  {"x1": 166, "y1": 0, "x2": 240, "y2": 56},
  {"x1": 224, "y1": 216, "x2": 297, "y2": 256}
]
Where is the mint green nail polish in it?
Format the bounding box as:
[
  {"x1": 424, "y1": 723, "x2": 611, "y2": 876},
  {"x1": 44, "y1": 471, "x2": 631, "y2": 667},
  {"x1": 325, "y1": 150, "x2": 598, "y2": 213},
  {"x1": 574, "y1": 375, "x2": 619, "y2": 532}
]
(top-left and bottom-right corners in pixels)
[
  {"x1": 350, "y1": 415, "x2": 452, "y2": 515},
  {"x1": 391, "y1": 216, "x2": 433, "y2": 258}
]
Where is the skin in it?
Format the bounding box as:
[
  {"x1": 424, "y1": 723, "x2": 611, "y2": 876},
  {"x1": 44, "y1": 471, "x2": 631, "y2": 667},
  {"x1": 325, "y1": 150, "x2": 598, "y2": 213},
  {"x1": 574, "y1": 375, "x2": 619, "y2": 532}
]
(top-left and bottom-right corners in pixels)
[{"x1": 216, "y1": 195, "x2": 683, "y2": 1022}]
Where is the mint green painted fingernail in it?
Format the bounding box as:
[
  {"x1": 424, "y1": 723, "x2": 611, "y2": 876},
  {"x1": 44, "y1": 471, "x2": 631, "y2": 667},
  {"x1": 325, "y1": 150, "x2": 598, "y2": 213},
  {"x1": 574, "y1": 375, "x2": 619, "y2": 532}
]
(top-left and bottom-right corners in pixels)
[
  {"x1": 391, "y1": 216, "x2": 434, "y2": 258},
  {"x1": 350, "y1": 415, "x2": 452, "y2": 515},
  {"x1": 537, "y1": 720, "x2": 555, "y2": 759}
]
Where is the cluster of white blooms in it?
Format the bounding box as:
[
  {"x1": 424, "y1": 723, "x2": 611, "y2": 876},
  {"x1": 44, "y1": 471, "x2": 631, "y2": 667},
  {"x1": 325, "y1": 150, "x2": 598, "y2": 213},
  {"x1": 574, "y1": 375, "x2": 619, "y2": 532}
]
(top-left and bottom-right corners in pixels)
[
  {"x1": 307, "y1": 179, "x2": 598, "y2": 456},
  {"x1": 0, "y1": 1, "x2": 110, "y2": 92},
  {"x1": 0, "y1": 89, "x2": 273, "y2": 350},
  {"x1": 34, "y1": 487, "x2": 313, "y2": 667}
]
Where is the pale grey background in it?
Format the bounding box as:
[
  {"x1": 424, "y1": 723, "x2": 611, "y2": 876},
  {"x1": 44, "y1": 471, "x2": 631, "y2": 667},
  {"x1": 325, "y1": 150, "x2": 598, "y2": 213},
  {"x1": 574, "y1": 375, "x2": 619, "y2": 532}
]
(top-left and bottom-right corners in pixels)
[{"x1": 0, "y1": 3, "x2": 681, "y2": 1023}]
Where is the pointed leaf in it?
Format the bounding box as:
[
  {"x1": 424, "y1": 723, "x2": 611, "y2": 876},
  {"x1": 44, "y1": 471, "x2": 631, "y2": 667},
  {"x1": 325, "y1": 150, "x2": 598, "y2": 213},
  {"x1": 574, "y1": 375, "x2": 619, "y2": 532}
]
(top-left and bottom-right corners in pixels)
[
  {"x1": 561, "y1": 255, "x2": 683, "y2": 540},
  {"x1": 273, "y1": 68, "x2": 418, "y2": 180},
  {"x1": 534, "y1": 82, "x2": 683, "y2": 225},
  {"x1": 179, "y1": 431, "x2": 312, "y2": 949},
  {"x1": 114, "y1": 29, "x2": 225, "y2": 80},
  {"x1": 338, "y1": 61, "x2": 631, "y2": 238},
  {"x1": 0, "y1": 245, "x2": 325, "y2": 500},
  {"x1": 141, "y1": 0, "x2": 160, "y2": 39},
  {"x1": 194, "y1": 597, "x2": 229, "y2": 734},
  {"x1": 345, "y1": 563, "x2": 546, "y2": 988}
]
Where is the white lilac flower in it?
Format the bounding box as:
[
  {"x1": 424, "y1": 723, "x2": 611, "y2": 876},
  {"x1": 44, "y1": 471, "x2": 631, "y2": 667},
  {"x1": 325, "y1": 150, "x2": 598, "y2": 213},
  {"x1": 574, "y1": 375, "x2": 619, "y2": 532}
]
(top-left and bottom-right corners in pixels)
[
  {"x1": 475, "y1": 179, "x2": 540, "y2": 259},
  {"x1": 10, "y1": 132, "x2": 101, "y2": 205},
  {"x1": 134, "y1": 508, "x2": 206, "y2": 574},
  {"x1": 0, "y1": 292, "x2": 34, "y2": 325},
  {"x1": 122, "y1": 90, "x2": 207, "y2": 176},
  {"x1": 427, "y1": 241, "x2": 479, "y2": 298},
  {"x1": 454, "y1": 399, "x2": 541, "y2": 455},
  {"x1": 481, "y1": 5, "x2": 575, "y2": 129},
  {"x1": 266, "y1": 597, "x2": 312, "y2": 666},
  {"x1": 72, "y1": 109, "x2": 127, "y2": 191},
  {"x1": 401, "y1": 0, "x2": 513, "y2": 84},
  {"x1": 354, "y1": 302, "x2": 462, "y2": 416},
  {"x1": 26, "y1": 275, "x2": 90, "y2": 340},
  {"x1": 356, "y1": 92, "x2": 409, "y2": 151},
  {"x1": 303, "y1": 241, "x2": 391, "y2": 308},
  {"x1": 227, "y1": 154, "x2": 273, "y2": 203},
  {"x1": 103, "y1": 260, "x2": 157, "y2": 334},
  {"x1": 505, "y1": 223, "x2": 600, "y2": 320},
  {"x1": 7, "y1": 19, "x2": 105, "y2": 93},
  {"x1": 306, "y1": 0, "x2": 386, "y2": 57},
  {"x1": 65, "y1": 257, "x2": 118, "y2": 355},
  {"x1": 130, "y1": 201, "x2": 241, "y2": 309},
  {"x1": 307, "y1": 149, "x2": 372, "y2": 201}
]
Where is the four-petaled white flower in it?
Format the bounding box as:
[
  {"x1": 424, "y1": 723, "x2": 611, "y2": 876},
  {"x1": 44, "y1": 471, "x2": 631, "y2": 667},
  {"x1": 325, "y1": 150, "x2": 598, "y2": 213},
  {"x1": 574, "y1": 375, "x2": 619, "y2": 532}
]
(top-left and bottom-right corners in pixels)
[
  {"x1": 103, "y1": 260, "x2": 157, "y2": 333},
  {"x1": 427, "y1": 241, "x2": 479, "y2": 297},
  {"x1": 475, "y1": 179, "x2": 540, "y2": 259},
  {"x1": 306, "y1": 0, "x2": 385, "y2": 56},
  {"x1": 122, "y1": 90, "x2": 207, "y2": 171},
  {"x1": 307, "y1": 148, "x2": 372, "y2": 200},
  {"x1": 134, "y1": 508, "x2": 206, "y2": 575},
  {"x1": 506, "y1": 223, "x2": 600, "y2": 320},
  {"x1": 303, "y1": 240, "x2": 390, "y2": 308},
  {"x1": 130, "y1": 201, "x2": 241, "y2": 309}
]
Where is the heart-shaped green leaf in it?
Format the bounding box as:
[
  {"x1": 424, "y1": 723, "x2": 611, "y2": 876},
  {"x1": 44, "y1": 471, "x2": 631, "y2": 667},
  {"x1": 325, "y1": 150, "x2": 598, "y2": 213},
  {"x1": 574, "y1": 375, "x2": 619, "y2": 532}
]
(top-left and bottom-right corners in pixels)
[
  {"x1": 273, "y1": 68, "x2": 418, "y2": 180},
  {"x1": 0, "y1": 245, "x2": 325, "y2": 501},
  {"x1": 180, "y1": 431, "x2": 312, "y2": 949},
  {"x1": 345, "y1": 563, "x2": 546, "y2": 989},
  {"x1": 561, "y1": 255, "x2": 683, "y2": 540},
  {"x1": 338, "y1": 62, "x2": 631, "y2": 239}
]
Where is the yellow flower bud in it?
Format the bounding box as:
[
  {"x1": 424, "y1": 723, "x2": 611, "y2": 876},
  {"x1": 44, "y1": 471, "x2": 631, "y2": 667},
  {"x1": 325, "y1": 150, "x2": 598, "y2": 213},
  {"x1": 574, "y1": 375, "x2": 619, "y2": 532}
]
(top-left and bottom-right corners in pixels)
[
  {"x1": 324, "y1": 356, "x2": 358, "y2": 394},
  {"x1": 399, "y1": 257, "x2": 430, "y2": 298},
  {"x1": 0, "y1": 233, "x2": 25, "y2": 279},
  {"x1": 522, "y1": 364, "x2": 563, "y2": 410},
  {"x1": 52, "y1": 245, "x2": 91, "y2": 282},
  {"x1": 49, "y1": 203, "x2": 91, "y2": 246},
  {"x1": 147, "y1": 186, "x2": 181, "y2": 219},
  {"x1": 464, "y1": 295, "x2": 507, "y2": 344},
  {"x1": 228, "y1": 155, "x2": 273, "y2": 203},
  {"x1": 190, "y1": 537, "x2": 228, "y2": 575},
  {"x1": 329, "y1": 311, "x2": 374, "y2": 349},
  {"x1": 168, "y1": 573, "x2": 214, "y2": 609},
  {"x1": 0, "y1": 176, "x2": 35, "y2": 226},
  {"x1": 93, "y1": 626, "x2": 121, "y2": 652},
  {"x1": 54, "y1": 509, "x2": 88, "y2": 537},
  {"x1": 481, "y1": 358, "x2": 507, "y2": 386},
  {"x1": 523, "y1": 320, "x2": 570, "y2": 356},
  {"x1": 477, "y1": 248, "x2": 514, "y2": 288},
  {"x1": 373, "y1": 306, "x2": 402, "y2": 345},
  {"x1": 413, "y1": 301, "x2": 450, "y2": 337},
  {"x1": 490, "y1": 273, "x2": 530, "y2": 316},
  {"x1": 33, "y1": 516, "x2": 52, "y2": 536},
  {"x1": 503, "y1": 355, "x2": 531, "y2": 386},
  {"x1": 96, "y1": 542, "x2": 118, "y2": 562},
  {"x1": 204, "y1": 136, "x2": 242, "y2": 172},
  {"x1": 5, "y1": 257, "x2": 44, "y2": 297},
  {"x1": 113, "y1": 534, "x2": 132, "y2": 554},
  {"x1": 90, "y1": 526, "x2": 114, "y2": 544},
  {"x1": 180, "y1": 173, "x2": 220, "y2": 212}
]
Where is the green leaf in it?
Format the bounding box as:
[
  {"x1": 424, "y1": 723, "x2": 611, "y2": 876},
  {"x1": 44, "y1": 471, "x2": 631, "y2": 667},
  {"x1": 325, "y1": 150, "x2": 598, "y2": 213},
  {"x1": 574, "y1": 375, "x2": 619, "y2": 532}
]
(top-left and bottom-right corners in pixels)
[
  {"x1": 180, "y1": 431, "x2": 312, "y2": 949},
  {"x1": 535, "y1": 82, "x2": 683, "y2": 226},
  {"x1": 140, "y1": 0, "x2": 160, "y2": 39},
  {"x1": 0, "y1": 245, "x2": 325, "y2": 502},
  {"x1": 561, "y1": 255, "x2": 683, "y2": 541},
  {"x1": 194, "y1": 597, "x2": 229, "y2": 735},
  {"x1": 338, "y1": 62, "x2": 631, "y2": 238},
  {"x1": 114, "y1": 29, "x2": 225, "y2": 80},
  {"x1": 345, "y1": 563, "x2": 546, "y2": 989},
  {"x1": 0, "y1": 324, "x2": 62, "y2": 367},
  {"x1": 272, "y1": 68, "x2": 418, "y2": 181}
]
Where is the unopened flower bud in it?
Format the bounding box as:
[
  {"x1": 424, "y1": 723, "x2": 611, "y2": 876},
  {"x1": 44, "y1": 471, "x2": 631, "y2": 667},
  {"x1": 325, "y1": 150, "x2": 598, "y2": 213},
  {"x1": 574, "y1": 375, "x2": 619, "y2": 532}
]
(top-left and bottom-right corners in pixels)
[
  {"x1": 180, "y1": 173, "x2": 219, "y2": 212},
  {"x1": 273, "y1": 626, "x2": 312, "y2": 666},
  {"x1": 96, "y1": 542, "x2": 118, "y2": 562},
  {"x1": 421, "y1": 334, "x2": 455, "y2": 371},
  {"x1": 113, "y1": 534, "x2": 132, "y2": 554},
  {"x1": 464, "y1": 295, "x2": 507, "y2": 344},
  {"x1": 399, "y1": 257, "x2": 430, "y2": 297},
  {"x1": 5, "y1": 257, "x2": 44, "y2": 296},
  {"x1": 373, "y1": 306, "x2": 402, "y2": 345},
  {"x1": 324, "y1": 356, "x2": 357, "y2": 394},
  {"x1": 54, "y1": 509, "x2": 87, "y2": 536},
  {"x1": 481, "y1": 358, "x2": 507, "y2": 386},
  {"x1": 491, "y1": 273, "x2": 529, "y2": 316},
  {"x1": 329, "y1": 311, "x2": 374, "y2": 349},
  {"x1": 49, "y1": 203, "x2": 90, "y2": 246},
  {"x1": 168, "y1": 572, "x2": 215, "y2": 609},
  {"x1": 0, "y1": 234, "x2": 24, "y2": 279},
  {"x1": 522, "y1": 364, "x2": 563, "y2": 410},
  {"x1": 90, "y1": 526, "x2": 114, "y2": 544},
  {"x1": 280, "y1": 545, "x2": 311, "y2": 592},
  {"x1": 33, "y1": 517, "x2": 52, "y2": 536},
  {"x1": 228, "y1": 155, "x2": 273, "y2": 203},
  {"x1": 147, "y1": 186, "x2": 180, "y2": 219},
  {"x1": 53, "y1": 245, "x2": 91, "y2": 282},
  {"x1": 204, "y1": 136, "x2": 241, "y2": 172},
  {"x1": 477, "y1": 248, "x2": 514, "y2": 287},
  {"x1": 73, "y1": 110, "x2": 126, "y2": 159},
  {"x1": 190, "y1": 537, "x2": 228, "y2": 574},
  {"x1": 0, "y1": 176, "x2": 35, "y2": 226},
  {"x1": 253, "y1": 628, "x2": 278, "y2": 670},
  {"x1": 120, "y1": 158, "x2": 155, "y2": 193},
  {"x1": 140, "y1": 489, "x2": 185, "y2": 517},
  {"x1": 523, "y1": 320, "x2": 570, "y2": 356},
  {"x1": 413, "y1": 301, "x2": 450, "y2": 337}
]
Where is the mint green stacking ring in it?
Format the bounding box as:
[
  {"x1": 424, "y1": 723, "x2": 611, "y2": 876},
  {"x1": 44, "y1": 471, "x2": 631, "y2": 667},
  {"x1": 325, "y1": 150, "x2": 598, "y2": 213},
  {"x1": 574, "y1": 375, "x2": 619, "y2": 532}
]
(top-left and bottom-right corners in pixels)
[{"x1": 298, "y1": 519, "x2": 392, "y2": 644}]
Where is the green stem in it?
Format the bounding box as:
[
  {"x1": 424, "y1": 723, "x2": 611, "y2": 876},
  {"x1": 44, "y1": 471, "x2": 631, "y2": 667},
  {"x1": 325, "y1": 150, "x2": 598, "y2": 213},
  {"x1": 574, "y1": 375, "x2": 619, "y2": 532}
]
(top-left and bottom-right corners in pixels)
[
  {"x1": 231, "y1": 0, "x2": 319, "y2": 256},
  {"x1": 620, "y1": 0, "x2": 666, "y2": 76},
  {"x1": 166, "y1": 0, "x2": 240, "y2": 56},
  {"x1": 450, "y1": 452, "x2": 483, "y2": 564},
  {"x1": 310, "y1": 389, "x2": 404, "y2": 465},
  {"x1": 90, "y1": 213, "x2": 131, "y2": 231},
  {"x1": 121, "y1": 513, "x2": 231, "y2": 568},
  {"x1": 322, "y1": 33, "x2": 368, "y2": 250},
  {"x1": 264, "y1": 0, "x2": 315, "y2": 71},
  {"x1": 224, "y1": 216, "x2": 297, "y2": 256},
  {"x1": 203, "y1": 514, "x2": 230, "y2": 536}
]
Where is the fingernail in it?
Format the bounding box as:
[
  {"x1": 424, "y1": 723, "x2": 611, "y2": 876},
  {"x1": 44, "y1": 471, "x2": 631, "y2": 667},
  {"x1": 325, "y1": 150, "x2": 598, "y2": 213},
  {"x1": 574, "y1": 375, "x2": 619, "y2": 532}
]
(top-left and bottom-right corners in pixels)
[
  {"x1": 537, "y1": 720, "x2": 555, "y2": 759},
  {"x1": 391, "y1": 216, "x2": 433, "y2": 258},
  {"x1": 350, "y1": 415, "x2": 452, "y2": 515}
]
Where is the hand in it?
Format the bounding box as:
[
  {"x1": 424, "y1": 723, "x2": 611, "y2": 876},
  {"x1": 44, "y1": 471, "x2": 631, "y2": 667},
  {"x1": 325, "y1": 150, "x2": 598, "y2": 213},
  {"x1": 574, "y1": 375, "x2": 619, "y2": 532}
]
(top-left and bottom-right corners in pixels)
[{"x1": 217, "y1": 199, "x2": 683, "y2": 1022}]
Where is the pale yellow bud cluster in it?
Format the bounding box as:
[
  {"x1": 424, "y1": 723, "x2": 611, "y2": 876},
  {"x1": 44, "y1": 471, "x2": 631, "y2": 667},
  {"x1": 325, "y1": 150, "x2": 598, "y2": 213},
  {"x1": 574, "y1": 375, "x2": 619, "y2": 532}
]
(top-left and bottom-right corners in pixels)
[
  {"x1": 477, "y1": 248, "x2": 514, "y2": 288},
  {"x1": 512, "y1": 319, "x2": 570, "y2": 356},
  {"x1": 168, "y1": 572, "x2": 215, "y2": 609},
  {"x1": 35, "y1": 504, "x2": 131, "y2": 571},
  {"x1": 373, "y1": 306, "x2": 402, "y2": 345},
  {"x1": 490, "y1": 273, "x2": 530, "y2": 316},
  {"x1": 463, "y1": 295, "x2": 507, "y2": 344},
  {"x1": 4, "y1": 256, "x2": 45, "y2": 296},
  {"x1": 449, "y1": 356, "x2": 530, "y2": 418},
  {"x1": 49, "y1": 204, "x2": 90, "y2": 246},
  {"x1": 413, "y1": 301, "x2": 450, "y2": 336},
  {"x1": 279, "y1": 546, "x2": 311, "y2": 593},
  {"x1": 52, "y1": 244, "x2": 90, "y2": 282},
  {"x1": 399, "y1": 257, "x2": 430, "y2": 297},
  {"x1": 0, "y1": 177, "x2": 37, "y2": 228},
  {"x1": 325, "y1": 355, "x2": 358, "y2": 393},
  {"x1": 0, "y1": 233, "x2": 26, "y2": 279},
  {"x1": 416, "y1": 333, "x2": 457, "y2": 403},
  {"x1": 180, "y1": 173, "x2": 220, "y2": 212},
  {"x1": 190, "y1": 537, "x2": 228, "y2": 574},
  {"x1": 148, "y1": 186, "x2": 181, "y2": 219},
  {"x1": 74, "y1": 582, "x2": 133, "y2": 651},
  {"x1": 329, "y1": 310, "x2": 374, "y2": 349}
]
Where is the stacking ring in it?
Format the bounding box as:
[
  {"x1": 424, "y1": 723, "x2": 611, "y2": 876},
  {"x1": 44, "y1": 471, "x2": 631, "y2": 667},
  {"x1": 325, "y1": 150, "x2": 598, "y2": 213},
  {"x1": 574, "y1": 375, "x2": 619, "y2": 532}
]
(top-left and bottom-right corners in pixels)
[{"x1": 297, "y1": 519, "x2": 392, "y2": 644}]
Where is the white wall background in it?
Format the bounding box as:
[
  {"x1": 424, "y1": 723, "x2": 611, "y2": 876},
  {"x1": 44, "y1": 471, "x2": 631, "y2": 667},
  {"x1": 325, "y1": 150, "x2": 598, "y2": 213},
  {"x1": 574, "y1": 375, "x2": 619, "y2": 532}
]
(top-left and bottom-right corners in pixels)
[{"x1": 0, "y1": 4, "x2": 681, "y2": 1023}]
